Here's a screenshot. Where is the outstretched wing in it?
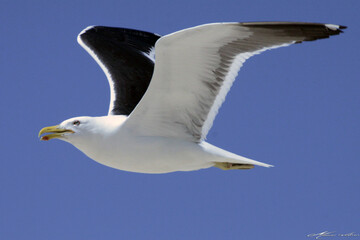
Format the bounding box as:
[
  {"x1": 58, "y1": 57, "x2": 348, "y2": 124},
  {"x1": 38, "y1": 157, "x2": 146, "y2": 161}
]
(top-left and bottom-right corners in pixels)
[
  {"x1": 124, "y1": 22, "x2": 346, "y2": 142},
  {"x1": 77, "y1": 26, "x2": 161, "y2": 115}
]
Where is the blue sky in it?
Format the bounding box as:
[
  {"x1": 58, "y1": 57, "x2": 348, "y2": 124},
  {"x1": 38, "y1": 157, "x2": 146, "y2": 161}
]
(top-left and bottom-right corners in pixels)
[{"x1": 1, "y1": 0, "x2": 359, "y2": 239}]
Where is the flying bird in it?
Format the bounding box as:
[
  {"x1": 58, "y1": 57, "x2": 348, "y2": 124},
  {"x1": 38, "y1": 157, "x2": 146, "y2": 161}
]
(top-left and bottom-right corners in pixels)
[{"x1": 39, "y1": 22, "x2": 346, "y2": 173}]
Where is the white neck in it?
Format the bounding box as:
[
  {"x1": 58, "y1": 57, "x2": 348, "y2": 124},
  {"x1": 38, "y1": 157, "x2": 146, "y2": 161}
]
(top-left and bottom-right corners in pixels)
[{"x1": 68, "y1": 115, "x2": 127, "y2": 160}]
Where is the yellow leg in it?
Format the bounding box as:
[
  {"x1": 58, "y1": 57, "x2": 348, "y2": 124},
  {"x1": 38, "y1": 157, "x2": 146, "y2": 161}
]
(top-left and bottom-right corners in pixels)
[{"x1": 214, "y1": 162, "x2": 254, "y2": 170}]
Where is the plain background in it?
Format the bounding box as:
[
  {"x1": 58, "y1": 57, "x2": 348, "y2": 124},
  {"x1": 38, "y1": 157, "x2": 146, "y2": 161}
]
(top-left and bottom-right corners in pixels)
[{"x1": 1, "y1": 0, "x2": 359, "y2": 239}]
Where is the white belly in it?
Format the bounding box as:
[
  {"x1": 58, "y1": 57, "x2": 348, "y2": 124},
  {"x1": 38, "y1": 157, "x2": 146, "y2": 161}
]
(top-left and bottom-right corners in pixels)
[{"x1": 75, "y1": 135, "x2": 215, "y2": 174}]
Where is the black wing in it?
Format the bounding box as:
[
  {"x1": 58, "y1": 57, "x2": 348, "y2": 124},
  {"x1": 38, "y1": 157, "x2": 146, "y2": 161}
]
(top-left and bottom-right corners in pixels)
[{"x1": 77, "y1": 26, "x2": 161, "y2": 115}]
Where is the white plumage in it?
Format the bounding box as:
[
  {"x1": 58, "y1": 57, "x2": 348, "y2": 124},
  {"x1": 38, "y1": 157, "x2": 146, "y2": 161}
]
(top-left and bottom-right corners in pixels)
[{"x1": 39, "y1": 22, "x2": 345, "y2": 173}]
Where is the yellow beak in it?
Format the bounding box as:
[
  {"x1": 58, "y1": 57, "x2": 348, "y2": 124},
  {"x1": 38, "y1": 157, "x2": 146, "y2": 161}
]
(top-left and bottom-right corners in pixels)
[{"x1": 38, "y1": 125, "x2": 74, "y2": 141}]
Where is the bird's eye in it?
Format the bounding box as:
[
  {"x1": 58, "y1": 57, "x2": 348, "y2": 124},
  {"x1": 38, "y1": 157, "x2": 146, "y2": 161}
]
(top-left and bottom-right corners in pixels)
[{"x1": 73, "y1": 120, "x2": 81, "y2": 126}]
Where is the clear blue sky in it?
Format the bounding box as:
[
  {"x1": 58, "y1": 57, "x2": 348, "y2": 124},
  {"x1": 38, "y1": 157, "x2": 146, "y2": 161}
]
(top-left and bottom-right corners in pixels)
[{"x1": 1, "y1": 0, "x2": 359, "y2": 239}]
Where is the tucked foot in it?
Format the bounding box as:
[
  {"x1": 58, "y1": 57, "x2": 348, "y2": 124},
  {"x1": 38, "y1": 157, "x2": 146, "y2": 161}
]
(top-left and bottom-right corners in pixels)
[{"x1": 214, "y1": 162, "x2": 254, "y2": 170}]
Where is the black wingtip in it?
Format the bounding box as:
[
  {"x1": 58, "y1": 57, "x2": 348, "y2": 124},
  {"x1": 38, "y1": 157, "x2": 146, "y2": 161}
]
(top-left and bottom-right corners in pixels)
[
  {"x1": 339, "y1": 25, "x2": 347, "y2": 33},
  {"x1": 78, "y1": 26, "x2": 97, "y2": 36},
  {"x1": 324, "y1": 24, "x2": 347, "y2": 35}
]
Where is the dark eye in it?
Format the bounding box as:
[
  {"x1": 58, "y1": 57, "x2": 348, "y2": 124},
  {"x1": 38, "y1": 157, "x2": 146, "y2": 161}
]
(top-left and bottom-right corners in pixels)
[{"x1": 73, "y1": 120, "x2": 80, "y2": 126}]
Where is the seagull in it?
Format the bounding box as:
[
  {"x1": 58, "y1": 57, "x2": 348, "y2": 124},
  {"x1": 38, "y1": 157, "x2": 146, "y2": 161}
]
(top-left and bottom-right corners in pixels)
[{"x1": 39, "y1": 22, "x2": 346, "y2": 173}]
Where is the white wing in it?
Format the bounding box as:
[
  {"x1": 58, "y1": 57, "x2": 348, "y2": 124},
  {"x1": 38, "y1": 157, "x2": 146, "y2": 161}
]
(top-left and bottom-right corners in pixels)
[{"x1": 123, "y1": 22, "x2": 345, "y2": 142}]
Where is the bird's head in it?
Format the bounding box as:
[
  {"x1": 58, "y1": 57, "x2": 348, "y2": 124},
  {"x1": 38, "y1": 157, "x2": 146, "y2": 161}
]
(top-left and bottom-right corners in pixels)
[
  {"x1": 39, "y1": 115, "x2": 127, "y2": 160},
  {"x1": 38, "y1": 116, "x2": 96, "y2": 143},
  {"x1": 39, "y1": 115, "x2": 127, "y2": 143}
]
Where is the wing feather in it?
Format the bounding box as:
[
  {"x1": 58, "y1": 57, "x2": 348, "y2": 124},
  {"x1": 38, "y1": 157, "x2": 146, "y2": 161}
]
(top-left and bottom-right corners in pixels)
[
  {"x1": 77, "y1": 26, "x2": 161, "y2": 115},
  {"x1": 124, "y1": 22, "x2": 346, "y2": 142}
]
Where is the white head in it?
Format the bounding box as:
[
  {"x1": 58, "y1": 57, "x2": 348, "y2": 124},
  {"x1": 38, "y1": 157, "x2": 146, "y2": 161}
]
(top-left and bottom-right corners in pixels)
[{"x1": 39, "y1": 115, "x2": 127, "y2": 146}]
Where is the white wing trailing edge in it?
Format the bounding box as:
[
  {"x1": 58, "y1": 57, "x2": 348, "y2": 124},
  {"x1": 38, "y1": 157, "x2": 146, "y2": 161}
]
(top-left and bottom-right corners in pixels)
[
  {"x1": 124, "y1": 22, "x2": 346, "y2": 142},
  {"x1": 77, "y1": 26, "x2": 161, "y2": 115}
]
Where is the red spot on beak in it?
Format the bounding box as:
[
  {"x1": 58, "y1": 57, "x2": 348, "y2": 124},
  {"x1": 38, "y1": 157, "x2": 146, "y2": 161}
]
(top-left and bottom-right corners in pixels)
[{"x1": 42, "y1": 136, "x2": 49, "y2": 141}]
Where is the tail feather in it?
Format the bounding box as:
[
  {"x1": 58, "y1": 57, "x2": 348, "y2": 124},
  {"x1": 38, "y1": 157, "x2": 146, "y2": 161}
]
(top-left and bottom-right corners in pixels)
[
  {"x1": 201, "y1": 142, "x2": 273, "y2": 168},
  {"x1": 229, "y1": 154, "x2": 273, "y2": 168}
]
